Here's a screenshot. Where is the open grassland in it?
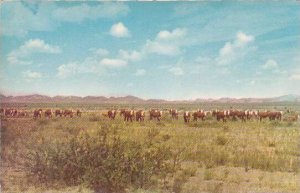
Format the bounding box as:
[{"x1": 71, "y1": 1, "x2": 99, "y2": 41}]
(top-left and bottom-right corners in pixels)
[{"x1": 1, "y1": 103, "x2": 300, "y2": 193}]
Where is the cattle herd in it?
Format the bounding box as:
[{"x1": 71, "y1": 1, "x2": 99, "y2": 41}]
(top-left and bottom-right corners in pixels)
[{"x1": 1, "y1": 108, "x2": 299, "y2": 123}]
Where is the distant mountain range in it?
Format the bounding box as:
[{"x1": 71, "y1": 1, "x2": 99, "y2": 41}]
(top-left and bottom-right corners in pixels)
[{"x1": 0, "y1": 94, "x2": 300, "y2": 103}]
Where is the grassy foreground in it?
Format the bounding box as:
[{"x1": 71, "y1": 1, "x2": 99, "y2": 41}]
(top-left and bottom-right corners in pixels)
[{"x1": 1, "y1": 110, "x2": 300, "y2": 193}]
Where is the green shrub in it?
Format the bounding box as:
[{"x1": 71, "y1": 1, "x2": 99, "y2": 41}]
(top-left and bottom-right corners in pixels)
[{"x1": 24, "y1": 126, "x2": 180, "y2": 193}]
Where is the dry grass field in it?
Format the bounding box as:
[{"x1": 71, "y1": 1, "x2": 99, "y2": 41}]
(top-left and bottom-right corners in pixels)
[{"x1": 1, "y1": 102, "x2": 300, "y2": 193}]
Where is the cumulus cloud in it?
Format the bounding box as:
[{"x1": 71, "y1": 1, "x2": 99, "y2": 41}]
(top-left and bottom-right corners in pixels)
[
  {"x1": 57, "y1": 63, "x2": 79, "y2": 78},
  {"x1": 119, "y1": 49, "x2": 141, "y2": 61},
  {"x1": 110, "y1": 22, "x2": 130, "y2": 38},
  {"x1": 7, "y1": 39, "x2": 61, "y2": 65},
  {"x1": 169, "y1": 67, "x2": 184, "y2": 76},
  {"x1": 134, "y1": 69, "x2": 146, "y2": 76},
  {"x1": 22, "y1": 70, "x2": 42, "y2": 80},
  {"x1": 0, "y1": 2, "x2": 129, "y2": 36},
  {"x1": 143, "y1": 28, "x2": 187, "y2": 56},
  {"x1": 216, "y1": 31, "x2": 254, "y2": 66},
  {"x1": 90, "y1": 48, "x2": 109, "y2": 56},
  {"x1": 156, "y1": 28, "x2": 186, "y2": 40},
  {"x1": 100, "y1": 58, "x2": 127, "y2": 67}
]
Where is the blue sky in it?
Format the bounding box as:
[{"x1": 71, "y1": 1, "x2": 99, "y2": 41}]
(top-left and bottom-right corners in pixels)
[{"x1": 0, "y1": 1, "x2": 299, "y2": 100}]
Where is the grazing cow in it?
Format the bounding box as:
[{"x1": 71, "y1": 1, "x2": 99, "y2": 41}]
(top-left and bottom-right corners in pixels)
[
  {"x1": 258, "y1": 110, "x2": 270, "y2": 122},
  {"x1": 63, "y1": 110, "x2": 74, "y2": 118},
  {"x1": 76, "y1": 109, "x2": 82, "y2": 117},
  {"x1": 108, "y1": 110, "x2": 117, "y2": 120},
  {"x1": 33, "y1": 109, "x2": 43, "y2": 119},
  {"x1": 229, "y1": 110, "x2": 246, "y2": 122},
  {"x1": 120, "y1": 109, "x2": 126, "y2": 116},
  {"x1": 183, "y1": 111, "x2": 191, "y2": 123},
  {"x1": 18, "y1": 110, "x2": 28, "y2": 117},
  {"x1": 44, "y1": 109, "x2": 53, "y2": 118},
  {"x1": 136, "y1": 110, "x2": 145, "y2": 122},
  {"x1": 123, "y1": 110, "x2": 135, "y2": 122},
  {"x1": 4, "y1": 109, "x2": 12, "y2": 117},
  {"x1": 55, "y1": 109, "x2": 63, "y2": 117},
  {"x1": 213, "y1": 110, "x2": 229, "y2": 122},
  {"x1": 193, "y1": 110, "x2": 209, "y2": 121},
  {"x1": 149, "y1": 109, "x2": 162, "y2": 121},
  {"x1": 11, "y1": 109, "x2": 18, "y2": 117},
  {"x1": 169, "y1": 109, "x2": 179, "y2": 120},
  {"x1": 268, "y1": 111, "x2": 283, "y2": 121}
]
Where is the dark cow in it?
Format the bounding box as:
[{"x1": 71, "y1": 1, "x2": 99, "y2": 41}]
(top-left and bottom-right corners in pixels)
[
  {"x1": 213, "y1": 110, "x2": 229, "y2": 122},
  {"x1": 136, "y1": 110, "x2": 145, "y2": 122},
  {"x1": 108, "y1": 110, "x2": 117, "y2": 120},
  {"x1": 76, "y1": 109, "x2": 82, "y2": 117},
  {"x1": 149, "y1": 109, "x2": 162, "y2": 121},
  {"x1": 257, "y1": 111, "x2": 270, "y2": 122},
  {"x1": 11, "y1": 109, "x2": 18, "y2": 117},
  {"x1": 44, "y1": 109, "x2": 53, "y2": 118},
  {"x1": 34, "y1": 109, "x2": 43, "y2": 119},
  {"x1": 169, "y1": 109, "x2": 179, "y2": 120},
  {"x1": 123, "y1": 110, "x2": 135, "y2": 122},
  {"x1": 55, "y1": 109, "x2": 63, "y2": 117},
  {"x1": 229, "y1": 110, "x2": 246, "y2": 122},
  {"x1": 63, "y1": 110, "x2": 74, "y2": 118},
  {"x1": 268, "y1": 111, "x2": 283, "y2": 121},
  {"x1": 4, "y1": 109, "x2": 12, "y2": 117},
  {"x1": 119, "y1": 109, "x2": 126, "y2": 116},
  {"x1": 18, "y1": 110, "x2": 28, "y2": 117},
  {"x1": 193, "y1": 110, "x2": 208, "y2": 121},
  {"x1": 183, "y1": 111, "x2": 191, "y2": 123}
]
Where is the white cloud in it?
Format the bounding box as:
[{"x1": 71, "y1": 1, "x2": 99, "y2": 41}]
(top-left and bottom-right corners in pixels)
[
  {"x1": 0, "y1": 2, "x2": 129, "y2": 36},
  {"x1": 57, "y1": 63, "x2": 79, "y2": 78},
  {"x1": 261, "y1": 59, "x2": 278, "y2": 69},
  {"x1": 216, "y1": 31, "x2": 254, "y2": 66},
  {"x1": 134, "y1": 69, "x2": 146, "y2": 76},
  {"x1": 156, "y1": 28, "x2": 186, "y2": 40},
  {"x1": 110, "y1": 22, "x2": 130, "y2": 38},
  {"x1": 22, "y1": 70, "x2": 42, "y2": 80},
  {"x1": 100, "y1": 58, "x2": 127, "y2": 67},
  {"x1": 143, "y1": 28, "x2": 187, "y2": 56},
  {"x1": 7, "y1": 39, "x2": 61, "y2": 65},
  {"x1": 169, "y1": 67, "x2": 184, "y2": 76},
  {"x1": 144, "y1": 40, "x2": 180, "y2": 56},
  {"x1": 119, "y1": 49, "x2": 141, "y2": 61}
]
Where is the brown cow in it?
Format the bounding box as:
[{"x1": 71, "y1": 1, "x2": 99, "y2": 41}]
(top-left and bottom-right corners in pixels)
[
  {"x1": 213, "y1": 110, "x2": 229, "y2": 122},
  {"x1": 55, "y1": 109, "x2": 63, "y2": 117},
  {"x1": 108, "y1": 110, "x2": 117, "y2": 120},
  {"x1": 4, "y1": 109, "x2": 12, "y2": 117},
  {"x1": 33, "y1": 109, "x2": 42, "y2": 119},
  {"x1": 123, "y1": 110, "x2": 135, "y2": 122},
  {"x1": 268, "y1": 111, "x2": 283, "y2": 121},
  {"x1": 183, "y1": 111, "x2": 191, "y2": 123},
  {"x1": 76, "y1": 109, "x2": 82, "y2": 117},
  {"x1": 229, "y1": 110, "x2": 246, "y2": 122},
  {"x1": 119, "y1": 109, "x2": 126, "y2": 116},
  {"x1": 149, "y1": 109, "x2": 162, "y2": 121},
  {"x1": 63, "y1": 110, "x2": 74, "y2": 118},
  {"x1": 193, "y1": 110, "x2": 208, "y2": 121},
  {"x1": 169, "y1": 109, "x2": 178, "y2": 120},
  {"x1": 18, "y1": 110, "x2": 28, "y2": 117},
  {"x1": 44, "y1": 109, "x2": 53, "y2": 118},
  {"x1": 136, "y1": 110, "x2": 145, "y2": 122}
]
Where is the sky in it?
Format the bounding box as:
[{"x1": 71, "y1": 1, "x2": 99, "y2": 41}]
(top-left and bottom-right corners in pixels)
[{"x1": 0, "y1": 1, "x2": 299, "y2": 100}]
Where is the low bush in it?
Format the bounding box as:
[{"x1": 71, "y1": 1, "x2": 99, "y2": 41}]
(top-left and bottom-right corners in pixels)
[{"x1": 23, "y1": 126, "x2": 180, "y2": 193}]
